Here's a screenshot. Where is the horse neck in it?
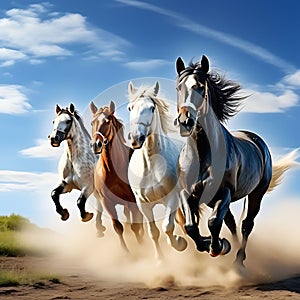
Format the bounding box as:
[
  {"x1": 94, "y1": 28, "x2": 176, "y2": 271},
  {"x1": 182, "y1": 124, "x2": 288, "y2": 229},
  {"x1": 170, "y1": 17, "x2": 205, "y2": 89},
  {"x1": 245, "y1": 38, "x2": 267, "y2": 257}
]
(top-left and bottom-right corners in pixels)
[
  {"x1": 66, "y1": 118, "x2": 92, "y2": 161},
  {"x1": 144, "y1": 111, "x2": 165, "y2": 154},
  {"x1": 194, "y1": 103, "x2": 225, "y2": 157},
  {"x1": 101, "y1": 128, "x2": 130, "y2": 173}
]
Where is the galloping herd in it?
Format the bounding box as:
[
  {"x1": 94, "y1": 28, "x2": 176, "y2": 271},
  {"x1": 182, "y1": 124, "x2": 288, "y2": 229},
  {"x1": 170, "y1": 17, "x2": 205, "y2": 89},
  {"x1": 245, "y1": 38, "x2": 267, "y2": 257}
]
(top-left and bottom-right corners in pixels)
[{"x1": 48, "y1": 55, "x2": 298, "y2": 268}]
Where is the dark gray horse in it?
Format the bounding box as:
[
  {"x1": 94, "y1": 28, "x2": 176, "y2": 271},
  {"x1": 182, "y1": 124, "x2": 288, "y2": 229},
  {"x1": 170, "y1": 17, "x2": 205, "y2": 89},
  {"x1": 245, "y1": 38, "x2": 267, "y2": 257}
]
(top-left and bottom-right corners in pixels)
[{"x1": 175, "y1": 55, "x2": 297, "y2": 267}]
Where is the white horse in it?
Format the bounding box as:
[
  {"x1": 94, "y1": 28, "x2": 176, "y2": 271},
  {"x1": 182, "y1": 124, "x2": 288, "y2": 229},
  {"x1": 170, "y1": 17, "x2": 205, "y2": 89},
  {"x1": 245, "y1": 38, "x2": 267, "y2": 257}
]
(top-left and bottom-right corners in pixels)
[
  {"x1": 127, "y1": 81, "x2": 187, "y2": 259},
  {"x1": 48, "y1": 103, "x2": 106, "y2": 236}
]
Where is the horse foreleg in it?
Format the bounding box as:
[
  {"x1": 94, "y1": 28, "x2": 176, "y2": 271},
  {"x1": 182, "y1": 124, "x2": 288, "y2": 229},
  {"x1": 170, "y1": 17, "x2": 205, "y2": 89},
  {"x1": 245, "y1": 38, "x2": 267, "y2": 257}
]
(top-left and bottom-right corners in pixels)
[
  {"x1": 208, "y1": 188, "x2": 231, "y2": 257},
  {"x1": 137, "y1": 202, "x2": 163, "y2": 260},
  {"x1": 162, "y1": 195, "x2": 187, "y2": 252},
  {"x1": 51, "y1": 182, "x2": 70, "y2": 221},
  {"x1": 77, "y1": 188, "x2": 94, "y2": 222},
  {"x1": 181, "y1": 189, "x2": 210, "y2": 252},
  {"x1": 129, "y1": 205, "x2": 144, "y2": 244},
  {"x1": 94, "y1": 195, "x2": 106, "y2": 237}
]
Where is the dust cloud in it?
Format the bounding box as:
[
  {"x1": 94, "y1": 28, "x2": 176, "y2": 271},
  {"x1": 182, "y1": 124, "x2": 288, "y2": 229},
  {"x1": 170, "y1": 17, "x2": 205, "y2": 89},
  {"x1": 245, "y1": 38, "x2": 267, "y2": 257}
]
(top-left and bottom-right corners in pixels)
[{"x1": 20, "y1": 198, "x2": 300, "y2": 289}]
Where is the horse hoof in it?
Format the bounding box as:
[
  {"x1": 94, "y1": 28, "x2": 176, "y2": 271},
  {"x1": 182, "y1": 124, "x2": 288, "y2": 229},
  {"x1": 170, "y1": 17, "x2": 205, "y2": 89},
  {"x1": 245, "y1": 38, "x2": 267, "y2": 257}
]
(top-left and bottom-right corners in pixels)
[
  {"x1": 174, "y1": 236, "x2": 188, "y2": 252},
  {"x1": 210, "y1": 238, "x2": 231, "y2": 257},
  {"x1": 220, "y1": 238, "x2": 231, "y2": 255},
  {"x1": 60, "y1": 209, "x2": 69, "y2": 221},
  {"x1": 82, "y1": 212, "x2": 94, "y2": 222}
]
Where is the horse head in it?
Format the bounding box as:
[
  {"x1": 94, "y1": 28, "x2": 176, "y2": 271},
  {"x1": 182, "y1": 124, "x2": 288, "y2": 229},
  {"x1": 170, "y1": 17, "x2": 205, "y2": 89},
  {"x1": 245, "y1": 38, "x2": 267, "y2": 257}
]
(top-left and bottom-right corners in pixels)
[
  {"x1": 90, "y1": 100, "x2": 116, "y2": 154},
  {"x1": 175, "y1": 55, "x2": 210, "y2": 136},
  {"x1": 127, "y1": 81, "x2": 159, "y2": 149},
  {"x1": 48, "y1": 103, "x2": 75, "y2": 147}
]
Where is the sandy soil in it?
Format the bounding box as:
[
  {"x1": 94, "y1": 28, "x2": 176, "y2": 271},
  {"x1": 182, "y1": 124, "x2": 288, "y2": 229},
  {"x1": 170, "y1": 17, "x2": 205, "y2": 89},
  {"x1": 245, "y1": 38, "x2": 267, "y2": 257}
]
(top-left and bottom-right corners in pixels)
[
  {"x1": 0, "y1": 256, "x2": 300, "y2": 300},
  {"x1": 2, "y1": 200, "x2": 300, "y2": 299}
]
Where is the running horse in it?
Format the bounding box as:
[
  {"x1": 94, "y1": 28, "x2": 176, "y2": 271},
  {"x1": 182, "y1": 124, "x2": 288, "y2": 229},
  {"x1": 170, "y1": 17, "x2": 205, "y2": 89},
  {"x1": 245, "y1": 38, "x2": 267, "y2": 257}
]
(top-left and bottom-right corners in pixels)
[
  {"x1": 90, "y1": 100, "x2": 144, "y2": 252},
  {"x1": 175, "y1": 55, "x2": 297, "y2": 267},
  {"x1": 49, "y1": 103, "x2": 106, "y2": 236},
  {"x1": 127, "y1": 81, "x2": 187, "y2": 259}
]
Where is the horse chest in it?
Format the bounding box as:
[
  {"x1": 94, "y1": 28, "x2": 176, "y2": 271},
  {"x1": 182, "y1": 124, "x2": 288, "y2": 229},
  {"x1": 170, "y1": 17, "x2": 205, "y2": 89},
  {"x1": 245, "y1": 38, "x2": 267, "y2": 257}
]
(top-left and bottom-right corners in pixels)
[{"x1": 129, "y1": 149, "x2": 178, "y2": 203}]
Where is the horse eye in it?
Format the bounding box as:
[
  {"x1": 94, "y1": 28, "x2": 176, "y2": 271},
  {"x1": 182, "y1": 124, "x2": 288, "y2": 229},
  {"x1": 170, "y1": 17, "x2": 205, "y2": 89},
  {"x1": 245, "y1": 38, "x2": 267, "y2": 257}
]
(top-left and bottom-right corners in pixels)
[
  {"x1": 52, "y1": 120, "x2": 54, "y2": 124},
  {"x1": 151, "y1": 106, "x2": 155, "y2": 113},
  {"x1": 66, "y1": 120, "x2": 71, "y2": 124},
  {"x1": 128, "y1": 106, "x2": 131, "y2": 112}
]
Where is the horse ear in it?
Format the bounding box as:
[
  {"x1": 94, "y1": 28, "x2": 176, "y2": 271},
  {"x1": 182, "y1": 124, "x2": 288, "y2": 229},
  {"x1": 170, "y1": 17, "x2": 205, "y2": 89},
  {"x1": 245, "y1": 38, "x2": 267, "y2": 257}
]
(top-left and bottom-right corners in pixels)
[
  {"x1": 176, "y1": 57, "x2": 185, "y2": 75},
  {"x1": 153, "y1": 81, "x2": 159, "y2": 96},
  {"x1": 55, "y1": 104, "x2": 61, "y2": 115},
  {"x1": 200, "y1": 55, "x2": 209, "y2": 73},
  {"x1": 90, "y1": 101, "x2": 98, "y2": 115},
  {"x1": 69, "y1": 103, "x2": 75, "y2": 114},
  {"x1": 128, "y1": 81, "x2": 136, "y2": 95},
  {"x1": 109, "y1": 101, "x2": 115, "y2": 114}
]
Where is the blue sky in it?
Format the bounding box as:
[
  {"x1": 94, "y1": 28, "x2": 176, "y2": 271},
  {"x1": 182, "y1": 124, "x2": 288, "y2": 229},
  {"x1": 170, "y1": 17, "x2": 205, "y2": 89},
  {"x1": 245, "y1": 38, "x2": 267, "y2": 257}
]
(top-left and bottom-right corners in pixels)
[{"x1": 0, "y1": 0, "x2": 300, "y2": 228}]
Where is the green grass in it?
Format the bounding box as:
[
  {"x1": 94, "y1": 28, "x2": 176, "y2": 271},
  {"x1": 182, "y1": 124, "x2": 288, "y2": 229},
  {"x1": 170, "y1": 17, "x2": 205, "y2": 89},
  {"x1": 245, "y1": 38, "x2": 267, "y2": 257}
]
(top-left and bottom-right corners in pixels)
[
  {"x1": 0, "y1": 269, "x2": 60, "y2": 287},
  {"x1": 0, "y1": 231, "x2": 28, "y2": 257}
]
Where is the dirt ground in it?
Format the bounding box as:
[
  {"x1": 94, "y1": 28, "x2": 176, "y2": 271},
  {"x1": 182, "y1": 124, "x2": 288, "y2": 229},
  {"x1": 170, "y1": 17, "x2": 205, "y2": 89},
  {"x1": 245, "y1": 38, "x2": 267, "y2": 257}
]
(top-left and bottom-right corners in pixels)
[{"x1": 0, "y1": 256, "x2": 300, "y2": 300}]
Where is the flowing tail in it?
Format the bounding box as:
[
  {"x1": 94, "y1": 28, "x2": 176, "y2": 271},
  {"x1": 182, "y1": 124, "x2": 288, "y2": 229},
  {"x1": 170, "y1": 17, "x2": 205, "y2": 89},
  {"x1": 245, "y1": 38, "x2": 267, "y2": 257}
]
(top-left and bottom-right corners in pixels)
[{"x1": 267, "y1": 149, "x2": 300, "y2": 193}]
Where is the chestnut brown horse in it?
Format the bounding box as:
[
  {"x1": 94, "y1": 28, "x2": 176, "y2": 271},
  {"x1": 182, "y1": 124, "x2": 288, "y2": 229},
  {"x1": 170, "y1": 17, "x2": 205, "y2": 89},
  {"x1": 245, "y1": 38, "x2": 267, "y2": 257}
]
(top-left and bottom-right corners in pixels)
[{"x1": 90, "y1": 101, "x2": 144, "y2": 252}]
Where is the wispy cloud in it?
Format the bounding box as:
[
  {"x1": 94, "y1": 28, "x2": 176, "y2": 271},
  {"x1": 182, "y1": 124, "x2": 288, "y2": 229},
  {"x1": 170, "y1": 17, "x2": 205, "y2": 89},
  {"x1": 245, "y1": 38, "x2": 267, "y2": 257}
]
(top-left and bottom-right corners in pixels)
[
  {"x1": 0, "y1": 85, "x2": 31, "y2": 114},
  {"x1": 283, "y1": 70, "x2": 300, "y2": 88},
  {"x1": 124, "y1": 59, "x2": 170, "y2": 71},
  {"x1": 116, "y1": 0, "x2": 296, "y2": 74},
  {"x1": 0, "y1": 170, "x2": 57, "y2": 192},
  {"x1": 20, "y1": 139, "x2": 62, "y2": 159},
  {"x1": 241, "y1": 89, "x2": 298, "y2": 113},
  {"x1": 0, "y1": 3, "x2": 130, "y2": 66}
]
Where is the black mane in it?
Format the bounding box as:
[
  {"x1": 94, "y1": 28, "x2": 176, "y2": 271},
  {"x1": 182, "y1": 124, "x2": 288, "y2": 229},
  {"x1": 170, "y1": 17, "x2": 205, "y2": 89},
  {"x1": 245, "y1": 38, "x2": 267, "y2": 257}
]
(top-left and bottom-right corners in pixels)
[{"x1": 178, "y1": 61, "x2": 247, "y2": 122}]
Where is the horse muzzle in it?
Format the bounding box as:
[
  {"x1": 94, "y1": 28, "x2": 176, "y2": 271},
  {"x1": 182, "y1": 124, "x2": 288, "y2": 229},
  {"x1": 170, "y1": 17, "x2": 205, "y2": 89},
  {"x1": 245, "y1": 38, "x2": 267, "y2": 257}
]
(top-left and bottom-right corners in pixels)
[
  {"x1": 49, "y1": 131, "x2": 65, "y2": 147},
  {"x1": 131, "y1": 134, "x2": 146, "y2": 149}
]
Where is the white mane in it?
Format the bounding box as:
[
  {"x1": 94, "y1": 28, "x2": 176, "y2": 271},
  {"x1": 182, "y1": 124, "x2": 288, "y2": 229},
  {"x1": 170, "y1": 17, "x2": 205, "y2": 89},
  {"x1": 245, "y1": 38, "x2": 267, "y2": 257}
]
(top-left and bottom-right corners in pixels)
[{"x1": 128, "y1": 84, "x2": 176, "y2": 134}]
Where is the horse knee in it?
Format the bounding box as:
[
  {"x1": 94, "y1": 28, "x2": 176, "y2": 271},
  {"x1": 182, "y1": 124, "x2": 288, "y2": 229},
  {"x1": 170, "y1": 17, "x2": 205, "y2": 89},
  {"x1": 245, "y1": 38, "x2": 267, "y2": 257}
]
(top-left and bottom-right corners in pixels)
[{"x1": 162, "y1": 218, "x2": 175, "y2": 234}]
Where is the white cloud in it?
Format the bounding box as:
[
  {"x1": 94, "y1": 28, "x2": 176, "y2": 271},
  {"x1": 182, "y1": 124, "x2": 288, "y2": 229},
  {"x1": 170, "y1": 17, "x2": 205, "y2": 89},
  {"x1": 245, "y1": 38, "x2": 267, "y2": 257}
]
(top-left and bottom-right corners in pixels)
[
  {"x1": 20, "y1": 139, "x2": 62, "y2": 159},
  {"x1": 124, "y1": 59, "x2": 170, "y2": 71},
  {"x1": 283, "y1": 70, "x2": 300, "y2": 88},
  {"x1": 0, "y1": 85, "x2": 31, "y2": 114},
  {"x1": 0, "y1": 170, "x2": 58, "y2": 192},
  {"x1": 241, "y1": 89, "x2": 298, "y2": 113},
  {"x1": 116, "y1": 0, "x2": 296, "y2": 74},
  {"x1": 0, "y1": 3, "x2": 130, "y2": 65}
]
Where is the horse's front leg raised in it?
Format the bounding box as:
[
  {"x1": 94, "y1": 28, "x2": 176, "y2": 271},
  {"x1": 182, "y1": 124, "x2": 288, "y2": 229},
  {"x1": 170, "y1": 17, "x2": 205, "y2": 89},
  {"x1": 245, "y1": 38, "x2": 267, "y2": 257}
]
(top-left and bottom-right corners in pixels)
[
  {"x1": 181, "y1": 189, "x2": 210, "y2": 252},
  {"x1": 208, "y1": 187, "x2": 231, "y2": 257},
  {"x1": 51, "y1": 181, "x2": 70, "y2": 221},
  {"x1": 162, "y1": 194, "x2": 187, "y2": 252},
  {"x1": 77, "y1": 187, "x2": 94, "y2": 222}
]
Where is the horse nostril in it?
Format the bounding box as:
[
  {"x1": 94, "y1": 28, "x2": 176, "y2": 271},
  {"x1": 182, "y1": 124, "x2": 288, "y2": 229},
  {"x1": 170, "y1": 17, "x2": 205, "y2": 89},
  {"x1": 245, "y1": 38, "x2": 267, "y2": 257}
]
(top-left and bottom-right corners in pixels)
[
  {"x1": 54, "y1": 135, "x2": 59, "y2": 142},
  {"x1": 138, "y1": 135, "x2": 145, "y2": 143},
  {"x1": 186, "y1": 118, "x2": 194, "y2": 127}
]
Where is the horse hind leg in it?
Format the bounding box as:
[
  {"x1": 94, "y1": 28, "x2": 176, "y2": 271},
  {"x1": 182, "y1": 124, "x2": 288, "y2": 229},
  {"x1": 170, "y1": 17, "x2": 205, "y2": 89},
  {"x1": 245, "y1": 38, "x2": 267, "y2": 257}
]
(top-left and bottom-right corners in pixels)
[
  {"x1": 234, "y1": 188, "x2": 266, "y2": 268},
  {"x1": 224, "y1": 208, "x2": 239, "y2": 244},
  {"x1": 51, "y1": 182, "x2": 70, "y2": 221}
]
